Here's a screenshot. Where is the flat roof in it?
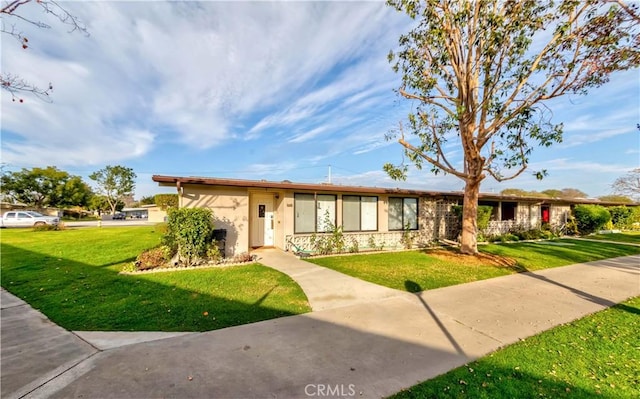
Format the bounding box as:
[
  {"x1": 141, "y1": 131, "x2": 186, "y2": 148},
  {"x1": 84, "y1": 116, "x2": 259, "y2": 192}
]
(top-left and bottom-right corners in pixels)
[{"x1": 152, "y1": 175, "x2": 637, "y2": 206}]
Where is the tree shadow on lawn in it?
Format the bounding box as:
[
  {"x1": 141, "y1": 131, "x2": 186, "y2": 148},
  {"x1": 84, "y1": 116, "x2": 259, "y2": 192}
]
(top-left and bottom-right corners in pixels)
[
  {"x1": 484, "y1": 240, "x2": 640, "y2": 269},
  {"x1": 391, "y1": 360, "x2": 617, "y2": 399},
  {"x1": 0, "y1": 243, "x2": 308, "y2": 332}
]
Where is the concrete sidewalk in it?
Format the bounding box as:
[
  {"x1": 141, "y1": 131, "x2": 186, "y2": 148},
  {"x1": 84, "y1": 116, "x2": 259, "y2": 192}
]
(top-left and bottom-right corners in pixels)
[
  {"x1": 7, "y1": 254, "x2": 637, "y2": 399},
  {"x1": 0, "y1": 289, "x2": 97, "y2": 399},
  {"x1": 254, "y1": 248, "x2": 407, "y2": 311}
]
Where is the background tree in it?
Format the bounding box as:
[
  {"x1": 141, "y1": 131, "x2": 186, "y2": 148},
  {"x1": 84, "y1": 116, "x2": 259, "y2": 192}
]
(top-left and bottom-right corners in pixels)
[
  {"x1": 385, "y1": 0, "x2": 639, "y2": 254},
  {"x1": 1, "y1": 0, "x2": 87, "y2": 102},
  {"x1": 89, "y1": 165, "x2": 136, "y2": 215},
  {"x1": 558, "y1": 188, "x2": 588, "y2": 199},
  {"x1": 612, "y1": 168, "x2": 640, "y2": 201},
  {"x1": 154, "y1": 194, "x2": 179, "y2": 210},
  {"x1": 88, "y1": 195, "x2": 124, "y2": 216},
  {"x1": 139, "y1": 195, "x2": 156, "y2": 205},
  {"x1": 0, "y1": 166, "x2": 90, "y2": 208},
  {"x1": 500, "y1": 188, "x2": 547, "y2": 198},
  {"x1": 540, "y1": 188, "x2": 589, "y2": 199},
  {"x1": 598, "y1": 194, "x2": 633, "y2": 203},
  {"x1": 58, "y1": 176, "x2": 93, "y2": 208},
  {"x1": 541, "y1": 189, "x2": 563, "y2": 198}
]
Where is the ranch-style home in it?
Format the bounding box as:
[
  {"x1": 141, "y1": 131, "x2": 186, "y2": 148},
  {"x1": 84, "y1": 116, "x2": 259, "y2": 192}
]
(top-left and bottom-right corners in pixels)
[{"x1": 152, "y1": 175, "x2": 623, "y2": 257}]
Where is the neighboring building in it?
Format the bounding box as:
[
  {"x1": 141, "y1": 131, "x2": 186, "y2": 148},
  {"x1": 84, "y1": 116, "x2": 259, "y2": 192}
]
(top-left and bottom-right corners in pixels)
[
  {"x1": 141, "y1": 204, "x2": 168, "y2": 223},
  {"x1": 0, "y1": 202, "x2": 28, "y2": 213},
  {"x1": 152, "y1": 175, "x2": 635, "y2": 256},
  {"x1": 120, "y1": 207, "x2": 149, "y2": 219}
]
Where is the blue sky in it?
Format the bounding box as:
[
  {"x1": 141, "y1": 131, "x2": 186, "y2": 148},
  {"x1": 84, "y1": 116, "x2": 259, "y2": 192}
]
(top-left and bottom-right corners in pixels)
[{"x1": 1, "y1": 1, "x2": 638, "y2": 199}]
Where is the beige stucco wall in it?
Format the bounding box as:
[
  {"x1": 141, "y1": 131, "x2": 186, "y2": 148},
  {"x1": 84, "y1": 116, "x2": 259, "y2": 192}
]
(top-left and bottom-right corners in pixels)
[
  {"x1": 181, "y1": 184, "x2": 249, "y2": 256},
  {"x1": 146, "y1": 206, "x2": 167, "y2": 223},
  {"x1": 278, "y1": 191, "x2": 295, "y2": 249}
]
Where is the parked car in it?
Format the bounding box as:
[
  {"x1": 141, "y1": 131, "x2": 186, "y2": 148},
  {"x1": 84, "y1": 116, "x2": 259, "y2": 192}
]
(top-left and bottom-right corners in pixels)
[
  {"x1": 112, "y1": 212, "x2": 126, "y2": 220},
  {"x1": 1, "y1": 211, "x2": 60, "y2": 228}
]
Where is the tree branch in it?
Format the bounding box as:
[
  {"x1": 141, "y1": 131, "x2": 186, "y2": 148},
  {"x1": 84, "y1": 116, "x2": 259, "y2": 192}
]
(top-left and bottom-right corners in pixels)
[{"x1": 398, "y1": 137, "x2": 469, "y2": 180}]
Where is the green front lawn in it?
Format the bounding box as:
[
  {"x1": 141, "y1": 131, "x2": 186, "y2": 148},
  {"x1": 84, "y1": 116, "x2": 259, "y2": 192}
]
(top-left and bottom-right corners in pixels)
[
  {"x1": 584, "y1": 232, "x2": 640, "y2": 244},
  {"x1": 0, "y1": 227, "x2": 310, "y2": 331},
  {"x1": 391, "y1": 296, "x2": 640, "y2": 399},
  {"x1": 308, "y1": 240, "x2": 640, "y2": 292}
]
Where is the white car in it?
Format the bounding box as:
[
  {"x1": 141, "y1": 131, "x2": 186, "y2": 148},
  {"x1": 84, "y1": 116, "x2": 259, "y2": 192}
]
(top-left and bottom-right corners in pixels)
[{"x1": 1, "y1": 211, "x2": 60, "y2": 228}]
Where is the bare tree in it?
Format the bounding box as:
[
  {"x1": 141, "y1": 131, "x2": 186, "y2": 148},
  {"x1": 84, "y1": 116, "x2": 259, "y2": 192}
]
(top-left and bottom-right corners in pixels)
[
  {"x1": 612, "y1": 168, "x2": 640, "y2": 201},
  {"x1": 385, "y1": 0, "x2": 639, "y2": 254},
  {"x1": 1, "y1": 0, "x2": 87, "y2": 102}
]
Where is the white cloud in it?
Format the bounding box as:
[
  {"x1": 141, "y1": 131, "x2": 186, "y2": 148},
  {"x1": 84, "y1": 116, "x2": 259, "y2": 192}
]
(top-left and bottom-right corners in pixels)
[{"x1": 1, "y1": 1, "x2": 405, "y2": 166}]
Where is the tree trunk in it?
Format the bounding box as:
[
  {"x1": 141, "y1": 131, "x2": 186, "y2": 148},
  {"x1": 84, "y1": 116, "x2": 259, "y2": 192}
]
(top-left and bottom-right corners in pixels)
[
  {"x1": 460, "y1": 178, "x2": 481, "y2": 255},
  {"x1": 107, "y1": 197, "x2": 117, "y2": 215}
]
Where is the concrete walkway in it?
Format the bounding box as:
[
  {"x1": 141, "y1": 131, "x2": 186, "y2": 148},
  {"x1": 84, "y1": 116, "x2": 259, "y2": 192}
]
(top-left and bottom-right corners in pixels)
[
  {"x1": 0, "y1": 290, "x2": 197, "y2": 399},
  {"x1": 3, "y1": 254, "x2": 637, "y2": 399},
  {"x1": 253, "y1": 248, "x2": 407, "y2": 311},
  {"x1": 0, "y1": 289, "x2": 97, "y2": 399}
]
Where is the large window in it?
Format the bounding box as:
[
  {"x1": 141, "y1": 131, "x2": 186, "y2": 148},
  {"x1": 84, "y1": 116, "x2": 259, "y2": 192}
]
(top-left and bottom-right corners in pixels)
[
  {"x1": 343, "y1": 196, "x2": 378, "y2": 232},
  {"x1": 388, "y1": 197, "x2": 418, "y2": 230},
  {"x1": 294, "y1": 194, "x2": 336, "y2": 233},
  {"x1": 316, "y1": 194, "x2": 336, "y2": 232}
]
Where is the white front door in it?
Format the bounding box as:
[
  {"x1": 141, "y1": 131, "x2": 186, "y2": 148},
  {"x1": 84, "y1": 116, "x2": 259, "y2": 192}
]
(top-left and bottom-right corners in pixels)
[{"x1": 251, "y1": 195, "x2": 274, "y2": 247}]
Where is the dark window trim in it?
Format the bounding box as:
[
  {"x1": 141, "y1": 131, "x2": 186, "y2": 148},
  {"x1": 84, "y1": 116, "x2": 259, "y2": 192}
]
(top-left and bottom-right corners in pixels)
[
  {"x1": 342, "y1": 195, "x2": 378, "y2": 232},
  {"x1": 316, "y1": 194, "x2": 337, "y2": 233},
  {"x1": 294, "y1": 193, "x2": 337, "y2": 234},
  {"x1": 388, "y1": 197, "x2": 419, "y2": 231},
  {"x1": 293, "y1": 193, "x2": 315, "y2": 234}
]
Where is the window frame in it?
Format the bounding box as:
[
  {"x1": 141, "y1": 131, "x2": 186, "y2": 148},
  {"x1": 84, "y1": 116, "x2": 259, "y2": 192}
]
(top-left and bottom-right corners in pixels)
[
  {"x1": 293, "y1": 193, "x2": 337, "y2": 234},
  {"x1": 316, "y1": 194, "x2": 337, "y2": 233},
  {"x1": 342, "y1": 195, "x2": 378, "y2": 232},
  {"x1": 388, "y1": 197, "x2": 419, "y2": 231}
]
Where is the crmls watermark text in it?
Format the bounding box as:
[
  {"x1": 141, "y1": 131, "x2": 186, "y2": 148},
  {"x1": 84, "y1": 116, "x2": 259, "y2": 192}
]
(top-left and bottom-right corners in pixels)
[{"x1": 304, "y1": 384, "x2": 356, "y2": 397}]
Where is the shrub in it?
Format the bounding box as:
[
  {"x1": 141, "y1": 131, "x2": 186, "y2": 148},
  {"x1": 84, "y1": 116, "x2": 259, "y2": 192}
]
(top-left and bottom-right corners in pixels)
[
  {"x1": 632, "y1": 207, "x2": 640, "y2": 230},
  {"x1": 349, "y1": 238, "x2": 360, "y2": 253},
  {"x1": 451, "y1": 205, "x2": 494, "y2": 233},
  {"x1": 32, "y1": 223, "x2": 66, "y2": 231},
  {"x1": 135, "y1": 246, "x2": 171, "y2": 270},
  {"x1": 164, "y1": 207, "x2": 214, "y2": 266},
  {"x1": 510, "y1": 227, "x2": 545, "y2": 241},
  {"x1": 563, "y1": 215, "x2": 579, "y2": 236},
  {"x1": 572, "y1": 205, "x2": 611, "y2": 235},
  {"x1": 154, "y1": 222, "x2": 169, "y2": 236},
  {"x1": 540, "y1": 229, "x2": 554, "y2": 240},
  {"x1": 310, "y1": 213, "x2": 346, "y2": 255},
  {"x1": 206, "y1": 242, "x2": 222, "y2": 263},
  {"x1": 608, "y1": 206, "x2": 633, "y2": 229},
  {"x1": 500, "y1": 233, "x2": 520, "y2": 242},
  {"x1": 401, "y1": 224, "x2": 414, "y2": 249}
]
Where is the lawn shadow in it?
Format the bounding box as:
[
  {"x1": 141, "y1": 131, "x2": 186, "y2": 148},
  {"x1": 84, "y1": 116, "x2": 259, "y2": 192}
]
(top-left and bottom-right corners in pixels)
[
  {"x1": 0, "y1": 243, "x2": 308, "y2": 332},
  {"x1": 391, "y1": 361, "x2": 613, "y2": 399},
  {"x1": 508, "y1": 240, "x2": 640, "y2": 266}
]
